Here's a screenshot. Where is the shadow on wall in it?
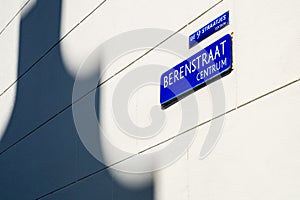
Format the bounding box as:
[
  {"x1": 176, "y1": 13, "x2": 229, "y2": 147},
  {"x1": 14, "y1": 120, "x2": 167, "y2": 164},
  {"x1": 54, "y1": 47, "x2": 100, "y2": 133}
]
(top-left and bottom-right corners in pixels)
[{"x1": 0, "y1": 0, "x2": 153, "y2": 199}]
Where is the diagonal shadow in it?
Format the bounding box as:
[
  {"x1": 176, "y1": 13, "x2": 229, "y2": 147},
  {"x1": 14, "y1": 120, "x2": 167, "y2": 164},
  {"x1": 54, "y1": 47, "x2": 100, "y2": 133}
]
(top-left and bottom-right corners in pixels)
[{"x1": 0, "y1": 0, "x2": 153, "y2": 199}]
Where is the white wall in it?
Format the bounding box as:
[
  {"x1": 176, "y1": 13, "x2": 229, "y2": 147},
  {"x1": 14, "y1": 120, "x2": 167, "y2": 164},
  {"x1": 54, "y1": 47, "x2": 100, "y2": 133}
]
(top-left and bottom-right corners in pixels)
[{"x1": 0, "y1": 0, "x2": 299, "y2": 199}]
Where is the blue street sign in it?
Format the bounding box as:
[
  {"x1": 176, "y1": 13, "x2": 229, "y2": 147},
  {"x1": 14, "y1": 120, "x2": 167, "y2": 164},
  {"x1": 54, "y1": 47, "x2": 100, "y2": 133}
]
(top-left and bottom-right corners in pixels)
[
  {"x1": 160, "y1": 34, "x2": 232, "y2": 108},
  {"x1": 189, "y1": 11, "x2": 229, "y2": 48}
]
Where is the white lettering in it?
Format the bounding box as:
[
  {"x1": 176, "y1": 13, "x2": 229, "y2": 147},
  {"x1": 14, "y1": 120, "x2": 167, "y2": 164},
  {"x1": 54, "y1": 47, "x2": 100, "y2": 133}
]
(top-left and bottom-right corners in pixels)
[
  {"x1": 163, "y1": 76, "x2": 168, "y2": 88},
  {"x1": 220, "y1": 40, "x2": 226, "y2": 55},
  {"x1": 168, "y1": 72, "x2": 173, "y2": 86}
]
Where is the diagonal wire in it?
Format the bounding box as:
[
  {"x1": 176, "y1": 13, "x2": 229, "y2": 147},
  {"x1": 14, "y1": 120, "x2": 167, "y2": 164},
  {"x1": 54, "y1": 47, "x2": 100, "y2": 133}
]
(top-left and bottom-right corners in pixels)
[
  {"x1": 0, "y1": 0, "x2": 108, "y2": 97},
  {"x1": 0, "y1": 0, "x2": 31, "y2": 36},
  {"x1": 36, "y1": 77, "x2": 300, "y2": 200},
  {"x1": 0, "y1": 0, "x2": 223, "y2": 156}
]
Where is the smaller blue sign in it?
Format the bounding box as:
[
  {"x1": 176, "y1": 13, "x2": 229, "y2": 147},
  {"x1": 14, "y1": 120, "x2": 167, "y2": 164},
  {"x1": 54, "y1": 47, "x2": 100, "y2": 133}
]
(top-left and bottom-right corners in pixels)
[
  {"x1": 189, "y1": 11, "x2": 229, "y2": 48},
  {"x1": 160, "y1": 34, "x2": 232, "y2": 108}
]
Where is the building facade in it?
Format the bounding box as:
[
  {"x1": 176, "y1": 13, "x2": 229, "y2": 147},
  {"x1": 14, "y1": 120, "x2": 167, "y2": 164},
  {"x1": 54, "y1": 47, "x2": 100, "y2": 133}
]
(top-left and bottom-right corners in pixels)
[{"x1": 0, "y1": 0, "x2": 300, "y2": 199}]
